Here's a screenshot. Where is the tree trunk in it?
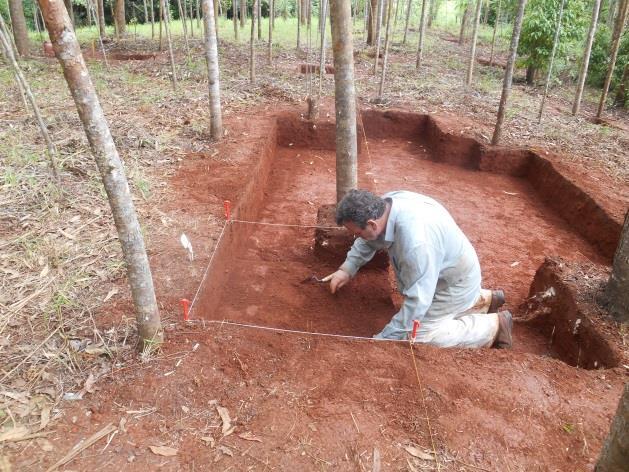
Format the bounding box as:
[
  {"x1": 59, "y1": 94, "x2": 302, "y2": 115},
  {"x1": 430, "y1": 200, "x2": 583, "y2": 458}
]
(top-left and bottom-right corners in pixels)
[
  {"x1": 367, "y1": 0, "x2": 377, "y2": 45},
  {"x1": 374, "y1": 0, "x2": 384, "y2": 74},
  {"x1": 97, "y1": 0, "x2": 106, "y2": 37},
  {"x1": 318, "y1": 0, "x2": 328, "y2": 97},
  {"x1": 64, "y1": 0, "x2": 74, "y2": 27},
  {"x1": 0, "y1": 15, "x2": 60, "y2": 182},
  {"x1": 415, "y1": 0, "x2": 428, "y2": 69},
  {"x1": 37, "y1": 0, "x2": 163, "y2": 349},
  {"x1": 301, "y1": 0, "x2": 308, "y2": 24},
  {"x1": 572, "y1": 0, "x2": 601, "y2": 115},
  {"x1": 115, "y1": 0, "x2": 126, "y2": 35},
  {"x1": 606, "y1": 211, "x2": 629, "y2": 322},
  {"x1": 268, "y1": 0, "x2": 274, "y2": 63},
  {"x1": 250, "y1": 0, "x2": 256, "y2": 83},
  {"x1": 329, "y1": 0, "x2": 358, "y2": 203},
  {"x1": 489, "y1": 0, "x2": 502, "y2": 65},
  {"x1": 596, "y1": 0, "x2": 628, "y2": 118},
  {"x1": 378, "y1": 0, "x2": 394, "y2": 97},
  {"x1": 240, "y1": 0, "x2": 246, "y2": 28},
  {"x1": 526, "y1": 64, "x2": 536, "y2": 85},
  {"x1": 257, "y1": 0, "x2": 262, "y2": 40},
  {"x1": 537, "y1": 0, "x2": 565, "y2": 122},
  {"x1": 596, "y1": 383, "x2": 629, "y2": 471},
  {"x1": 8, "y1": 0, "x2": 29, "y2": 56},
  {"x1": 143, "y1": 0, "x2": 149, "y2": 23},
  {"x1": 428, "y1": 0, "x2": 437, "y2": 27},
  {"x1": 614, "y1": 63, "x2": 629, "y2": 107},
  {"x1": 233, "y1": 0, "x2": 239, "y2": 40},
  {"x1": 177, "y1": 0, "x2": 191, "y2": 55},
  {"x1": 459, "y1": 1, "x2": 471, "y2": 45},
  {"x1": 150, "y1": 0, "x2": 156, "y2": 38},
  {"x1": 159, "y1": 0, "x2": 164, "y2": 49},
  {"x1": 465, "y1": 0, "x2": 483, "y2": 85},
  {"x1": 189, "y1": 0, "x2": 195, "y2": 37},
  {"x1": 161, "y1": 0, "x2": 178, "y2": 89},
  {"x1": 402, "y1": 0, "x2": 412, "y2": 44},
  {"x1": 202, "y1": 0, "x2": 223, "y2": 140},
  {"x1": 491, "y1": 0, "x2": 527, "y2": 145},
  {"x1": 297, "y1": 0, "x2": 301, "y2": 49}
]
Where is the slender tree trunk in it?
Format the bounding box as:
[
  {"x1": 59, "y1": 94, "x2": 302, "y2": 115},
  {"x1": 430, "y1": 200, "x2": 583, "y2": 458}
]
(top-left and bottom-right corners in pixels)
[
  {"x1": 415, "y1": 0, "x2": 428, "y2": 69},
  {"x1": 367, "y1": 0, "x2": 377, "y2": 45},
  {"x1": 177, "y1": 0, "x2": 191, "y2": 55},
  {"x1": 297, "y1": 0, "x2": 301, "y2": 49},
  {"x1": 596, "y1": 383, "x2": 629, "y2": 471},
  {"x1": 202, "y1": 0, "x2": 223, "y2": 140},
  {"x1": 428, "y1": 0, "x2": 437, "y2": 27},
  {"x1": 268, "y1": 0, "x2": 274, "y2": 63},
  {"x1": 159, "y1": 0, "x2": 164, "y2": 49},
  {"x1": 402, "y1": 0, "x2": 412, "y2": 44},
  {"x1": 64, "y1": 0, "x2": 74, "y2": 27},
  {"x1": 150, "y1": 0, "x2": 156, "y2": 38},
  {"x1": 465, "y1": 0, "x2": 483, "y2": 85},
  {"x1": 459, "y1": 1, "x2": 471, "y2": 45},
  {"x1": 378, "y1": 0, "x2": 393, "y2": 97},
  {"x1": 161, "y1": 0, "x2": 178, "y2": 89},
  {"x1": 329, "y1": 0, "x2": 358, "y2": 203},
  {"x1": 492, "y1": 0, "x2": 527, "y2": 145},
  {"x1": 240, "y1": 0, "x2": 246, "y2": 27},
  {"x1": 189, "y1": 0, "x2": 195, "y2": 37},
  {"x1": 607, "y1": 0, "x2": 618, "y2": 27},
  {"x1": 0, "y1": 17, "x2": 60, "y2": 183},
  {"x1": 489, "y1": 0, "x2": 502, "y2": 65},
  {"x1": 199, "y1": 0, "x2": 202, "y2": 29},
  {"x1": 115, "y1": 0, "x2": 126, "y2": 35},
  {"x1": 257, "y1": 0, "x2": 261, "y2": 39},
  {"x1": 8, "y1": 0, "x2": 29, "y2": 56},
  {"x1": 37, "y1": 0, "x2": 163, "y2": 348},
  {"x1": 233, "y1": 0, "x2": 239, "y2": 40},
  {"x1": 606, "y1": 211, "x2": 629, "y2": 322},
  {"x1": 537, "y1": 0, "x2": 565, "y2": 122},
  {"x1": 97, "y1": 0, "x2": 106, "y2": 37},
  {"x1": 250, "y1": 0, "x2": 256, "y2": 83},
  {"x1": 374, "y1": 0, "x2": 384, "y2": 74},
  {"x1": 596, "y1": 0, "x2": 628, "y2": 118},
  {"x1": 393, "y1": 0, "x2": 400, "y2": 28},
  {"x1": 318, "y1": 0, "x2": 328, "y2": 97}
]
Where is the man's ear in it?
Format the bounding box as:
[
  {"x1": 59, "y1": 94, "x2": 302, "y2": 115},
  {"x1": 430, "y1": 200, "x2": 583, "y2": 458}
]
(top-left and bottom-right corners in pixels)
[{"x1": 366, "y1": 219, "x2": 378, "y2": 230}]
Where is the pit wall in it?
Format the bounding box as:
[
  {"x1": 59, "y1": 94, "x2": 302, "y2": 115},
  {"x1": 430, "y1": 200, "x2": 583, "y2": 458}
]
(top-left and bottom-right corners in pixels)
[{"x1": 278, "y1": 110, "x2": 623, "y2": 261}]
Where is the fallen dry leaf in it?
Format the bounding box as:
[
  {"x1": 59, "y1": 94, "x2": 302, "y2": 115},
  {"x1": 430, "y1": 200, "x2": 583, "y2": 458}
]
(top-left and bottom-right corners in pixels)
[
  {"x1": 216, "y1": 405, "x2": 232, "y2": 435},
  {"x1": 0, "y1": 425, "x2": 30, "y2": 442},
  {"x1": 149, "y1": 445, "x2": 178, "y2": 456},
  {"x1": 238, "y1": 431, "x2": 262, "y2": 442},
  {"x1": 403, "y1": 445, "x2": 434, "y2": 461},
  {"x1": 218, "y1": 445, "x2": 233, "y2": 457}
]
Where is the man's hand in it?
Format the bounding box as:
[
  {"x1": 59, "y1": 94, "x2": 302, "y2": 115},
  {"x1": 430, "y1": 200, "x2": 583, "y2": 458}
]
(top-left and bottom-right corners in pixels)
[{"x1": 327, "y1": 269, "x2": 351, "y2": 294}]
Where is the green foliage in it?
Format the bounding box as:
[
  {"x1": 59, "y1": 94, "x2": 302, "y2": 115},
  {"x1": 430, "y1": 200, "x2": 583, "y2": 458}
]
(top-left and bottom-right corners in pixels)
[
  {"x1": 587, "y1": 25, "x2": 629, "y2": 92},
  {"x1": 518, "y1": 0, "x2": 588, "y2": 74}
]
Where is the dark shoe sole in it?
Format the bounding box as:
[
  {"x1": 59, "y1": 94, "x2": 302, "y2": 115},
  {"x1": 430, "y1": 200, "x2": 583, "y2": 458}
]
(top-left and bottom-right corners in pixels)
[
  {"x1": 488, "y1": 289, "x2": 506, "y2": 313},
  {"x1": 493, "y1": 310, "x2": 513, "y2": 349}
]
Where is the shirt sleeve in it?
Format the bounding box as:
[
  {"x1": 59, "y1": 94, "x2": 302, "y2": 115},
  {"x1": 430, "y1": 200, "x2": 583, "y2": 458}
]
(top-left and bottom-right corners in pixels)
[
  {"x1": 374, "y1": 244, "x2": 443, "y2": 340},
  {"x1": 339, "y1": 238, "x2": 379, "y2": 277}
]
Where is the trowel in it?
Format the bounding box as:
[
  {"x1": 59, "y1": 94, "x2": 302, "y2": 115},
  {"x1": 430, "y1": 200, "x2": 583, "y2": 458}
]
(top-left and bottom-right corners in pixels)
[{"x1": 300, "y1": 273, "x2": 335, "y2": 284}]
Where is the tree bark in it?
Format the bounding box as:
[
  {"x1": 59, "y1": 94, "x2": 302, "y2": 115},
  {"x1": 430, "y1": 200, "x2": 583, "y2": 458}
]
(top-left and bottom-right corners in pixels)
[
  {"x1": 114, "y1": 0, "x2": 126, "y2": 35},
  {"x1": 415, "y1": 0, "x2": 428, "y2": 69},
  {"x1": 8, "y1": 0, "x2": 29, "y2": 56},
  {"x1": 459, "y1": 1, "x2": 471, "y2": 45},
  {"x1": 297, "y1": 0, "x2": 301, "y2": 49},
  {"x1": 614, "y1": 63, "x2": 629, "y2": 107},
  {"x1": 250, "y1": 0, "x2": 256, "y2": 83},
  {"x1": 318, "y1": 0, "x2": 328, "y2": 97},
  {"x1": 177, "y1": 0, "x2": 190, "y2": 55},
  {"x1": 161, "y1": 0, "x2": 178, "y2": 89},
  {"x1": 0, "y1": 15, "x2": 60, "y2": 183},
  {"x1": 367, "y1": 0, "x2": 377, "y2": 45},
  {"x1": 465, "y1": 0, "x2": 482, "y2": 85},
  {"x1": 374, "y1": 0, "x2": 384, "y2": 74},
  {"x1": 489, "y1": 0, "x2": 502, "y2": 65},
  {"x1": 402, "y1": 0, "x2": 412, "y2": 44},
  {"x1": 329, "y1": 0, "x2": 358, "y2": 203},
  {"x1": 606, "y1": 211, "x2": 629, "y2": 322},
  {"x1": 491, "y1": 0, "x2": 527, "y2": 145},
  {"x1": 64, "y1": 0, "x2": 74, "y2": 27},
  {"x1": 37, "y1": 0, "x2": 163, "y2": 348},
  {"x1": 257, "y1": 0, "x2": 261, "y2": 40},
  {"x1": 240, "y1": 0, "x2": 246, "y2": 28},
  {"x1": 378, "y1": 0, "x2": 394, "y2": 97},
  {"x1": 97, "y1": 0, "x2": 106, "y2": 37},
  {"x1": 150, "y1": 0, "x2": 156, "y2": 38},
  {"x1": 538, "y1": 0, "x2": 565, "y2": 122},
  {"x1": 596, "y1": 383, "x2": 629, "y2": 471},
  {"x1": 233, "y1": 0, "x2": 239, "y2": 40},
  {"x1": 596, "y1": 0, "x2": 628, "y2": 118},
  {"x1": 202, "y1": 0, "x2": 223, "y2": 140},
  {"x1": 268, "y1": 0, "x2": 274, "y2": 63}
]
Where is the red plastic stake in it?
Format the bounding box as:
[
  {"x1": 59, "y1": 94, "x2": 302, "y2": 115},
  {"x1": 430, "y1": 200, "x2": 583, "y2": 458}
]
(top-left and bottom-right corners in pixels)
[
  {"x1": 180, "y1": 298, "x2": 190, "y2": 321},
  {"x1": 411, "y1": 320, "x2": 420, "y2": 342},
  {"x1": 223, "y1": 200, "x2": 231, "y2": 221}
]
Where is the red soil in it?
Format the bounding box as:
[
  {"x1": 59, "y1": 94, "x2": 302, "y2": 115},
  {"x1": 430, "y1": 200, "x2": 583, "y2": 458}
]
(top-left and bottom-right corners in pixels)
[{"x1": 15, "y1": 109, "x2": 628, "y2": 471}]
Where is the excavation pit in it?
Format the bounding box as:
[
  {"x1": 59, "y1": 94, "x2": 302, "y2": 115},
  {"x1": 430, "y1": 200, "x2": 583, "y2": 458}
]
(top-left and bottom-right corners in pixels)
[{"x1": 191, "y1": 109, "x2": 626, "y2": 368}]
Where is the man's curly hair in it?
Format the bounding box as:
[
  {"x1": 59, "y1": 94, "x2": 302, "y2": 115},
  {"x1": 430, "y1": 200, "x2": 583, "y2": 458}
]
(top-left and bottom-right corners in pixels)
[{"x1": 335, "y1": 189, "x2": 386, "y2": 228}]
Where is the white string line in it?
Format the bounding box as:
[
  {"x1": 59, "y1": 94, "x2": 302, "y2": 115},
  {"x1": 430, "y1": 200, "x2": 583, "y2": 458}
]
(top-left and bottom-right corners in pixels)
[
  {"x1": 230, "y1": 219, "x2": 340, "y2": 229},
  {"x1": 189, "y1": 219, "x2": 229, "y2": 312},
  {"x1": 177, "y1": 318, "x2": 412, "y2": 344}
]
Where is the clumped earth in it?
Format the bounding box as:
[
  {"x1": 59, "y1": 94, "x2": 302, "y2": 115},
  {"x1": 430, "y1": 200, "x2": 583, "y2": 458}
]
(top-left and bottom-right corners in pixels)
[{"x1": 1, "y1": 23, "x2": 627, "y2": 471}]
